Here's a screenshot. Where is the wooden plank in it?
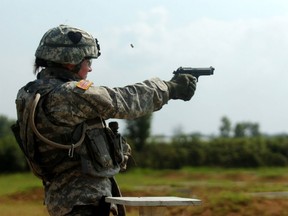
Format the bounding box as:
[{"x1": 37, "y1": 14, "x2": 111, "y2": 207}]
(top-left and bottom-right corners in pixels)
[
  {"x1": 105, "y1": 196, "x2": 202, "y2": 206},
  {"x1": 105, "y1": 196, "x2": 201, "y2": 216}
]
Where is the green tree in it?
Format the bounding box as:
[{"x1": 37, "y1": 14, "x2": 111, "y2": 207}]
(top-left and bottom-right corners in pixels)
[
  {"x1": 0, "y1": 115, "x2": 14, "y2": 138},
  {"x1": 219, "y1": 116, "x2": 232, "y2": 137},
  {"x1": 234, "y1": 122, "x2": 261, "y2": 137},
  {"x1": 0, "y1": 114, "x2": 28, "y2": 172},
  {"x1": 250, "y1": 123, "x2": 261, "y2": 137},
  {"x1": 0, "y1": 136, "x2": 27, "y2": 172},
  {"x1": 125, "y1": 114, "x2": 152, "y2": 151},
  {"x1": 234, "y1": 123, "x2": 246, "y2": 137}
]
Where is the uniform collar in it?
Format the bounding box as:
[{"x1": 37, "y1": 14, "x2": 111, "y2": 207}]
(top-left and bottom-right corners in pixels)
[{"x1": 37, "y1": 67, "x2": 81, "y2": 81}]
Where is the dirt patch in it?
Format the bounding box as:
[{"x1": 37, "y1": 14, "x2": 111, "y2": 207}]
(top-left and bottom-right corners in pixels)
[
  {"x1": 7, "y1": 187, "x2": 44, "y2": 202},
  {"x1": 250, "y1": 191, "x2": 288, "y2": 198}
]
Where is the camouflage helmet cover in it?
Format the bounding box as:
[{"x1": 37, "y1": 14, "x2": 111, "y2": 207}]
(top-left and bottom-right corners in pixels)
[{"x1": 35, "y1": 24, "x2": 100, "y2": 64}]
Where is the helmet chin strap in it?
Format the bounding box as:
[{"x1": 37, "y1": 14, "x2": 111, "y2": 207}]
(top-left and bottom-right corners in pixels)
[{"x1": 62, "y1": 61, "x2": 82, "y2": 74}]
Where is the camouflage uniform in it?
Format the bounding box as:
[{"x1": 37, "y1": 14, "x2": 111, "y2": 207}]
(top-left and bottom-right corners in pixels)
[
  {"x1": 15, "y1": 66, "x2": 169, "y2": 215},
  {"x1": 13, "y1": 24, "x2": 195, "y2": 216}
]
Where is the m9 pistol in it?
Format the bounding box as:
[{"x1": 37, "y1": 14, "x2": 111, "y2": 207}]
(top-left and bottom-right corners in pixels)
[{"x1": 173, "y1": 66, "x2": 214, "y2": 81}]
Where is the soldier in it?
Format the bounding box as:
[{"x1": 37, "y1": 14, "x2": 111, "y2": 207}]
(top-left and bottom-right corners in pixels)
[{"x1": 12, "y1": 25, "x2": 196, "y2": 216}]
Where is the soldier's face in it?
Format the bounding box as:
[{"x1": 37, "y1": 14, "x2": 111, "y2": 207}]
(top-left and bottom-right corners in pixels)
[{"x1": 78, "y1": 59, "x2": 92, "y2": 79}]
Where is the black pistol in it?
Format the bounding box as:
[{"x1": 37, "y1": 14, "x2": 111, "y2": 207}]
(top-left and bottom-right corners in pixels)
[{"x1": 173, "y1": 66, "x2": 214, "y2": 81}]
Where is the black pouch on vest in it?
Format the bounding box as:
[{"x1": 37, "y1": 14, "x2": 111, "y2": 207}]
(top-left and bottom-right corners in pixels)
[{"x1": 78, "y1": 128, "x2": 120, "y2": 177}]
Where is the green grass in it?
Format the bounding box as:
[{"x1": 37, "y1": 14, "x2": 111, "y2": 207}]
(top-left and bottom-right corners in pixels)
[
  {"x1": 2, "y1": 167, "x2": 288, "y2": 216},
  {"x1": 0, "y1": 172, "x2": 42, "y2": 196}
]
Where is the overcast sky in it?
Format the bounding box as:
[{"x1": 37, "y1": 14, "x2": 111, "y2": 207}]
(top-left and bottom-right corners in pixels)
[{"x1": 1, "y1": 0, "x2": 288, "y2": 136}]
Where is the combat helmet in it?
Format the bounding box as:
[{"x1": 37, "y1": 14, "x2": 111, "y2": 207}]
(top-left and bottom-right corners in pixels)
[{"x1": 35, "y1": 24, "x2": 100, "y2": 65}]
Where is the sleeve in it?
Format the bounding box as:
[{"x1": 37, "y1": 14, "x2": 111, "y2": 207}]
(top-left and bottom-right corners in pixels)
[{"x1": 46, "y1": 77, "x2": 170, "y2": 125}]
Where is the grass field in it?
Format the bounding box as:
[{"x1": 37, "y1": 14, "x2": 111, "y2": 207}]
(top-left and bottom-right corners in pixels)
[{"x1": 1, "y1": 167, "x2": 288, "y2": 216}]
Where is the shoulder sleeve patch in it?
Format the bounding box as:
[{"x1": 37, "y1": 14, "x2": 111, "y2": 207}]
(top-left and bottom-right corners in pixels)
[{"x1": 76, "y1": 80, "x2": 93, "y2": 90}]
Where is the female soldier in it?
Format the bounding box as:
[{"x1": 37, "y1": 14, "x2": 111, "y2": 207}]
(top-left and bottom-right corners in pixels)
[{"x1": 13, "y1": 24, "x2": 196, "y2": 216}]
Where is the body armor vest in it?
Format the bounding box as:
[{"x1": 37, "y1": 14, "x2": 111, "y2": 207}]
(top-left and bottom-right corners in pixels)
[{"x1": 13, "y1": 77, "x2": 125, "y2": 182}]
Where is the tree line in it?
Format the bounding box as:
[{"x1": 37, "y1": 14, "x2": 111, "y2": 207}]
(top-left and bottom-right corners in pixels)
[
  {"x1": 0, "y1": 114, "x2": 288, "y2": 173},
  {"x1": 124, "y1": 115, "x2": 288, "y2": 169}
]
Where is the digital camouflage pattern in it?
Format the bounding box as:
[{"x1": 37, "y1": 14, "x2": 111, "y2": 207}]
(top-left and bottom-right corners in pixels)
[
  {"x1": 35, "y1": 25, "x2": 100, "y2": 65},
  {"x1": 45, "y1": 171, "x2": 112, "y2": 215},
  {"x1": 15, "y1": 67, "x2": 169, "y2": 215}
]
